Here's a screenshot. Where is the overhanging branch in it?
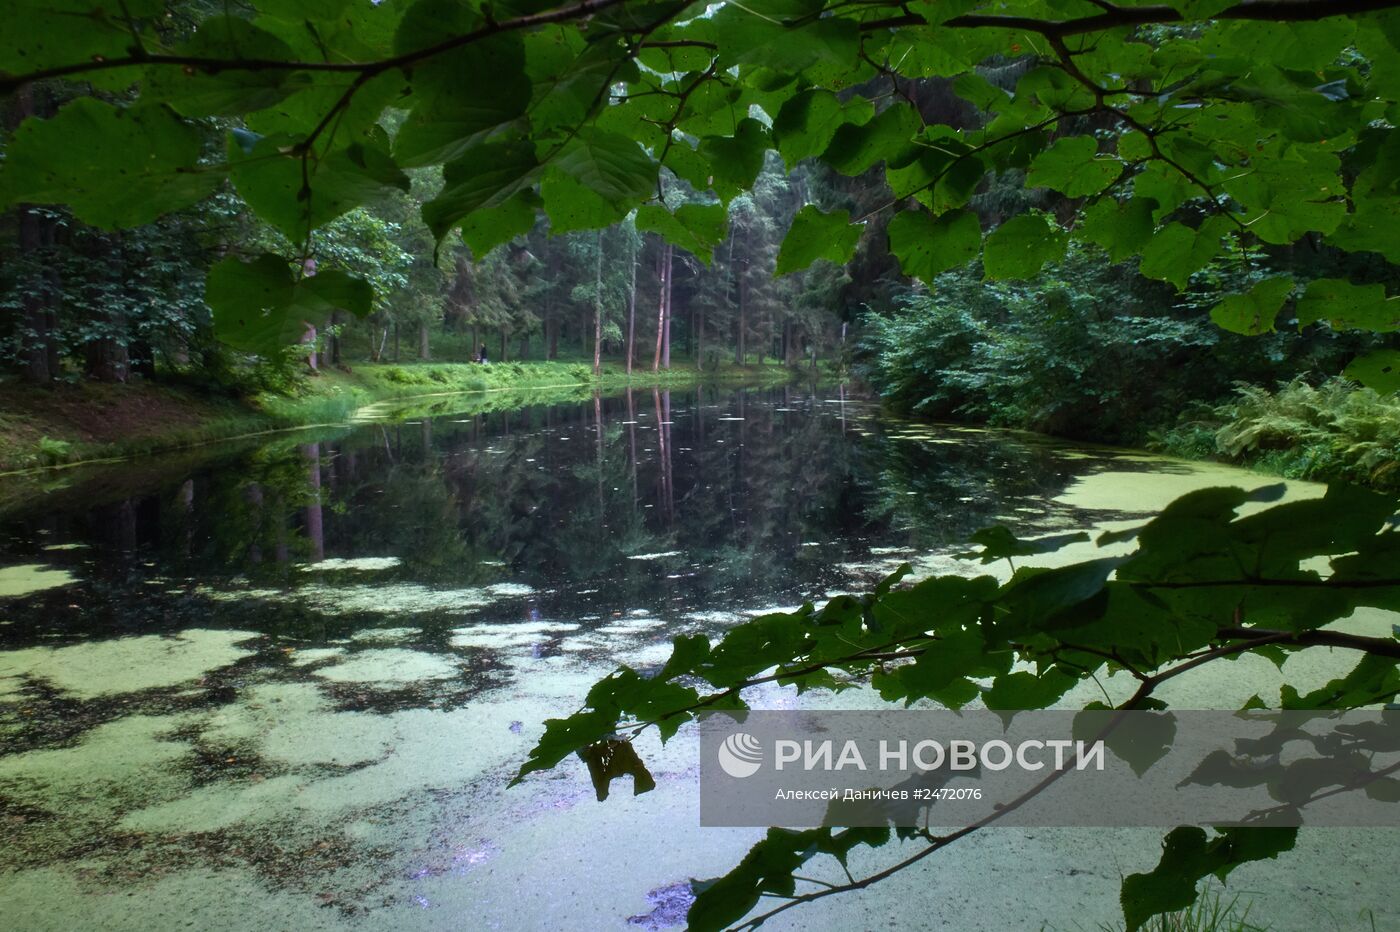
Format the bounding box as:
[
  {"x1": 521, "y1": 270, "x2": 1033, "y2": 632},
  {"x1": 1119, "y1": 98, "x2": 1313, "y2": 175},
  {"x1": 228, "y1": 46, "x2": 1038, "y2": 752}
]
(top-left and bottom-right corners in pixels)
[
  {"x1": 0, "y1": 0, "x2": 631, "y2": 93},
  {"x1": 859, "y1": 0, "x2": 1400, "y2": 38}
]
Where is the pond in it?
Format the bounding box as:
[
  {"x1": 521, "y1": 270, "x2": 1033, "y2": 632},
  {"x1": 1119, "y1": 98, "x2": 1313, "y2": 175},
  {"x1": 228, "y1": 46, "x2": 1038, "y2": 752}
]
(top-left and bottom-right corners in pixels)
[{"x1": 0, "y1": 384, "x2": 1393, "y2": 931}]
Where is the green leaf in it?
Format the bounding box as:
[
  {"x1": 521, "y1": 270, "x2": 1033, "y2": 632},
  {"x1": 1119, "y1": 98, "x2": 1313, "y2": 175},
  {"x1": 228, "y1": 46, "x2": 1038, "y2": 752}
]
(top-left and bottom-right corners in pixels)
[
  {"x1": 1166, "y1": 0, "x2": 1237, "y2": 17},
  {"x1": 636, "y1": 203, "x2": 728, "y2": 263},
  {"x1": 208, "y1": 254, "x2": 372, "y2": 356},
  {"x1": 1210, "y1": 277, "x2": 1293, "y2": 336},
  {"x1": 1281, "y1": 652, "x2": 1400, "y2": 709},
  {"x1": 697, "y1": 119, "x2": 770, "y2": 198},
  {"x1": 1121, "y1": 827, "x2": 1298, "y2": 931},
  {"x1": 551, "y1": 130, "x2": 657, "y2": 207},
  {"x1": 821, "y1": 103, "x2": 920, "y2": 176},
  {"x1": 577, "y1": 739, "x2": 656, "y2": 801},
  {"x1": 146, "y1": 16, "x2": 306, "y2": 117},
  {"x1": 1076, "y1": 702, "x2": 1176, "y2": 777},
  {"x1": 1079, "y1": 197, "x2": 1158, "y2": 264},
  {"x1": 982, "y1": 214, "x2": 1067, "y2": 280},
  {"x1": 229, "y1": 127, "x2": 409, "y2": 244},
  {"x1": 772, "y1": 89, "x2": 873, "y2": 168},
  {"x1": 0, "y1": 98, "x2": 221, "y2": 229},
  {"x1": 955, "y1": 526, "x2": 1090, "y2": 565},
  {"x1": 707, "y1": 6, "x2": 858, "y2": 75},
  {"x1": 1, "y1": 1, "x2": 158, "y2": 80},
  {"x1": 1138, "y1": 217, "x2": 1230, "y2": 290},
  {"x1": 983, "y1": 669, "x2": 1079, "y2": 712},
  {"x1": 422, "y1": 140, "x2": 540, "y2": 241},
  {"x1": 1327, "y1": 196, "x2": 1400, "y2": 263},
  {"x1": 541, "y1": 173, "x2": 628, "y2": 234},
  {"x1": 874, "y1": 630, "x2": 1006, "y2": 707},
  {"x1": 460, "y1": 189, "x2": 541, "y2": 256},
  {"x1": 886, "y1": 208, "x2": 981, "y2": 282},
  {"x1": 391, "y1": 7, "x2": 530, "y2": 168},
  {"x1": 1296, "y1": 279, "x2": 1400, "y2": 333},
  {"x1": 1026, "y1": 135, "x2": 1122, "y2": 198},
  {"x1": 775, "y1": 205, "x2": 862, "y2": 275},
  {"x1": 687, "y1": 829, "x2": 810, "y2": 932},
  {"x1": 1345, "y1": 350, "x2": 1400, "y2": 394}
]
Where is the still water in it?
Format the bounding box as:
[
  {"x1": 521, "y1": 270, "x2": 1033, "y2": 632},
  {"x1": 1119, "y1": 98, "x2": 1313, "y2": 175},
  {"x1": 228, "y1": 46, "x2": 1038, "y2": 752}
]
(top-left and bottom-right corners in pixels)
[{"x1": 0, "y1": 385, "x2": 1393, "y2": 931}]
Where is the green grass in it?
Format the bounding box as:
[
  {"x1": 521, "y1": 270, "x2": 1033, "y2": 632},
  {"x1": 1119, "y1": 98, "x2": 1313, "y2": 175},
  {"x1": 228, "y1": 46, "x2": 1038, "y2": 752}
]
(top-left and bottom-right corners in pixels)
[{"x1": 0, "y1": 357, "x2": 804, "y2": 474}]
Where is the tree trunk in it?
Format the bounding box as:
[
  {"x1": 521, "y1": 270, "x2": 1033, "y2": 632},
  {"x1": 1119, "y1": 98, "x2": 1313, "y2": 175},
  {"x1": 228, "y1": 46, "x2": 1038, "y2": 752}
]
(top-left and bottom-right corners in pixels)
[
  {"x1": 736, "y1": 265, "x2": 748, "y2": 365},
  {"x1": 593, "y1": 229, "x2": 604, "y2": 377},
  {"x1": 626, "y1": 233, "x2": 637, "y2": 376},
  {"x1": 500, "y1": 328, "x2": 507, "y2": 362},
  {"x1": 302, "y1": 323, "x2": 319, "y2": 371},
  {"x1": 418, "y1": 321, "x2": 430, "y2": 360},
  {"x1": 652, "y1": 242, "x2": 671, "y2": 373},
  {"x1": 329, "y1": 310, "x2": 341, "y2": 365},
  {"x1": 84, "y1": 330, "x2": 130, "y2": 382},
  {"x1": 12, "y1": 85, "x2": 57, "y2": 383},
  {"x1": 661, "y1": 243, "x2": 672, "y2": 370},
  {"x1": 696, "y1": 305, "x2": 704, "y2": 366},
  {"x1": 393, "y1": 321, "x2": 400, "y2": 362},
  {"x1": 735, "y1": 226, "x2": 749, "y2": 365}
]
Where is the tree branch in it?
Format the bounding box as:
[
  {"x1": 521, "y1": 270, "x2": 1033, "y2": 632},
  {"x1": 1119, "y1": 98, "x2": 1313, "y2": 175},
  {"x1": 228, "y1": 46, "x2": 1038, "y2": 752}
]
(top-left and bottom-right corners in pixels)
[
  {"x1": 0, "y1": 0, "x2": 632, "y2": 92},
  {"x1": 858, "y1": 0, "x2": 1400, "y2": 38}
]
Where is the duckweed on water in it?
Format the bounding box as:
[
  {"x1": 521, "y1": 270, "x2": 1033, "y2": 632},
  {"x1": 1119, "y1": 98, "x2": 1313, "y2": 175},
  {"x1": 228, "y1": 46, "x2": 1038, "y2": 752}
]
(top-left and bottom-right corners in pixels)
[
  {"x1": 0, "y1": 564, "x2": 77, "y2": 599},
  {"x1": 0, "y1": 630, "x2": 257, "y2": 699}
]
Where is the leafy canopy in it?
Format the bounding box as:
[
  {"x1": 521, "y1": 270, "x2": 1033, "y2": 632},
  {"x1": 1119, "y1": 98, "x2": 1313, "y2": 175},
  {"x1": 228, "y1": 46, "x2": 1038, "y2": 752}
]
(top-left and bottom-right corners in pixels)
[
  {"x1": 2, "y1": 0, "x2": 1400, "y2": 370},
  {"x1": 6, "y1": 3, "x2": 1400, "y2": 927}
]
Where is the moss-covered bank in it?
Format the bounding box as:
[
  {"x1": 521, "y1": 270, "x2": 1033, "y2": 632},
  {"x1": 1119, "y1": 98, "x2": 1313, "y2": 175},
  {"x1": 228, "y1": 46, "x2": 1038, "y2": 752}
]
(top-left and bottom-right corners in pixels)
[{"x1": 0, "y1": 359, "x2": 800, "y2": 474}]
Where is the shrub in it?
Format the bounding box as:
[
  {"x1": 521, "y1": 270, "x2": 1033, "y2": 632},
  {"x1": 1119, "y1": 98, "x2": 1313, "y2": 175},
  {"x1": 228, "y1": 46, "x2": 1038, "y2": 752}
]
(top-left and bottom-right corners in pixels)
[
  {"x1": 1151, "y1": 377, "x2": 1400, "y2": 488},
  {"x1": 35, "y1": 436, "x2": 74, "y2": 465}
]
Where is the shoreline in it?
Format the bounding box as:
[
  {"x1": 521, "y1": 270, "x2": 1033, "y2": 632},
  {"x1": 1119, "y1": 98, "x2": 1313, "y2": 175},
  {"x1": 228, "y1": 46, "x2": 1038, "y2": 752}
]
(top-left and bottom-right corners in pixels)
[{"x1": 0, "y1": 360, "x2": 805, "y2": 476}]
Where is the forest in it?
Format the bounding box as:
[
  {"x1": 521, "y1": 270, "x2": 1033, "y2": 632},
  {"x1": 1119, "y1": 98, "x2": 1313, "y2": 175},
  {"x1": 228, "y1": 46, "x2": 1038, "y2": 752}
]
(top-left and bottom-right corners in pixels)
[{"x1": 2, "y1": 1, "x2": 1400, "y2": 931}]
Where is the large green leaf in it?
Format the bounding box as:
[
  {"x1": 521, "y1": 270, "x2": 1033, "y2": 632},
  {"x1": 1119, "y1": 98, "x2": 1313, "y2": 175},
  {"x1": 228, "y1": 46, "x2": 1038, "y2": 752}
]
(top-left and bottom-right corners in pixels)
[
  {"x1": 1026, "y1": 135, "x2": 1122, "y2": 198},
  {"x1": 208, "y1": 254, "x2": 373, "y2": 356},
  {"x1": 982, "y1": 214, "x2": 1067, "y2": 280},
  {"x1": 391, "y1": 8, "x2": 531, "y2": 167},
  {"x1": 1210, "y1": 277, "x2": 1293, "y2": 336},
  {"x1": 0, "y1": 98, "x2": 221, "y2": 229},
  {"x1": 1, "y1": 0, "x2": 163, "y2": 86},
  {"x1": 772, "y1": 89, "x2": 874, "y2": 168},
  {"x1": 697, "y1": 119, "x2": 770, "y2": 199},
  {"x1": 1296, "y1": 279, "x2": 1400, "y2": 333},
  {"x1": 1139, "y1": 217, "x2": 1230, "y2": 290},
  {"x1": 1345, "y1": 350, "x2": 1400, "y2": 394},
  {"x1": 1079, "y1": 197, "x2": 1158, "y2": 264},
  {"x1": 636, "y1": 203, "x2": 727, "y2": 263},
  {"x1": 775, "y1": 205, "x2": 862, "y2": 275},
  {"x1": 886, "y1": 208, "x2": 981, "y2": 282},
  {"x1": 1121, "y1": 828, "x2": 1298, "y2": 931},
  {"x1": 821, "y1": 103, "x2": 920, "y2": 176},
  {"x1": 550, "y1": 130, "x2": 658, "y2": 207},
  {"x1": 146, "y1": 16, "x2": 307, "y2": 117},
  {"x1": 229, "y1": 127, "x2": 409, "y2": 244},
  {"x1": 706, "y1": 5, "x2": 858, "y2": 74},
  {"x1": 422, "y1": 140, "x2": 540, "y2": 241},
  {"x1": 460, "y1": 189, "x2": 541, "y2": 257}
]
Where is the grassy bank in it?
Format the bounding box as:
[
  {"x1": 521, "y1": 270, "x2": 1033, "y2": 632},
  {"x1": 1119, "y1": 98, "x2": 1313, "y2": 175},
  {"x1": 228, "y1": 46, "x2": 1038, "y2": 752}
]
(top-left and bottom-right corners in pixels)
[{"x1": 0, "y1": 358, "x2": 801, "y2": 474}]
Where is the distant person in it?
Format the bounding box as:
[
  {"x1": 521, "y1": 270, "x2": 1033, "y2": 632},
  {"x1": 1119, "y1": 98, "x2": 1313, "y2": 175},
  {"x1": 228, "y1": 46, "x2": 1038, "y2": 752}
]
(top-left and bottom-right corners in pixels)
[{"x1": 478, "y1": 345, "x2": 489, "y2": 364}]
